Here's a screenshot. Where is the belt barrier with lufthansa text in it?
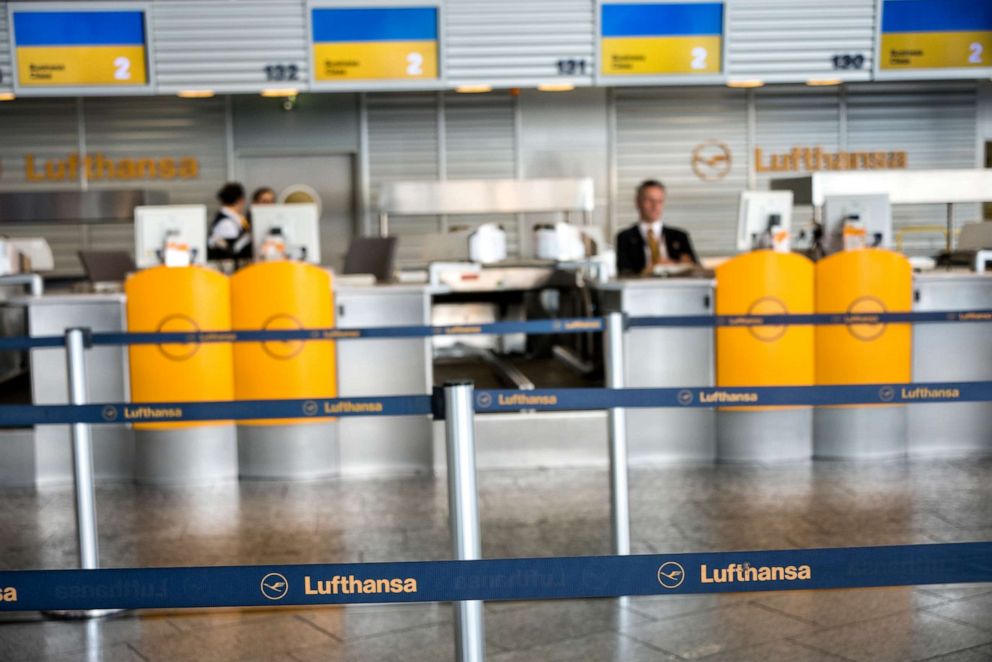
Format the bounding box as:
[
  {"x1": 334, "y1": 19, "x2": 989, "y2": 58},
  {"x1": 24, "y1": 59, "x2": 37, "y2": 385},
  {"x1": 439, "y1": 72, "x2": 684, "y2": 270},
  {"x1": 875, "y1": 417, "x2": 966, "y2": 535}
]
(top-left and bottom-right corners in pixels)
[
  {"x1": 0, "y1": 541, "x2": 988, "y2": 611},
  {"x1": 1, "y1": 381, "x2": 990, "y2": 426},
  {"x1": 0, "y1": 309, "x2": 990, "y2": 351}
]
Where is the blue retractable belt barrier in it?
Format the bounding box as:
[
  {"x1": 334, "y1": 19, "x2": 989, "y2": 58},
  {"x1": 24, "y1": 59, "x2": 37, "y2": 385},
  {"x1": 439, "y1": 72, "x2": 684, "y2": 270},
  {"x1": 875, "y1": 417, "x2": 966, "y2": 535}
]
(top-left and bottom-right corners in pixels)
[
  {"x1": 0, "y1": 541, "x2": 989, "y2": 611},
  {"x1": 0, "y1": 310, "x2": 989, "y2": 350},
  {"x1": 0, "y1": 395, "x2": 434, "y2": 427},
  {"x1": 1, "y1": 381, "x2": 988, "y2": 426},
  {"x1": 471, "y1": 381, "x2": 992, "y2": 413}
]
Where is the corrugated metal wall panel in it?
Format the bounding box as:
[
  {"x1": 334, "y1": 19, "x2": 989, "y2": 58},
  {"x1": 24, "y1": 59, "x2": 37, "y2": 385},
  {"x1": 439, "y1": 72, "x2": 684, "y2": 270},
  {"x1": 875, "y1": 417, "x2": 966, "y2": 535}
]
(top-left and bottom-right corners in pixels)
[
  {"x1": 445, "y1": 0, "x2": 595, "y2": 87},
  {"x1": 0, "y1": 98, "x2": 79, "y2": 190},
  {"x1": 726, "y1": 0, "x2": 875, "y2": 83},
  {"x1": 151, "y1": 0, "x2": 309, "y2": 93},
  {"x1": 83, "y1": 96, "x2": 228, "y2": 206},
  {"x1": 0, "y1": 5, "x2": 12, "y2": 94},
  {"x1": 614, "y1": 87, "x2": 749, "y2": 255},
  {"x1": 753, "y1": 86, "x2": 841, "y2": 232},
  {"x1": 367, "y1": 93, "x2": 440, "y2": 266},
  {"x1": 442, "y1": 92, "x2": 520, "y2": 253},
  {"x1": 847, "y1": 82, "x2": 979, "y2": 254}
]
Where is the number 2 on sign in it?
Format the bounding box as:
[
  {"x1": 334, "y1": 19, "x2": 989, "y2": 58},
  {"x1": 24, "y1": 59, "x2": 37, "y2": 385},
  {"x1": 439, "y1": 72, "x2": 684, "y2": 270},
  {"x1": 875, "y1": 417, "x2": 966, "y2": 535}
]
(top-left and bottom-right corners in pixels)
[
  {"x1": 114, "y1": 56, "x2": 131, "y2": 81},
  {"x1": 969, "y1": 43, "x2": 984, "y2": 65},
  {"x1": 691, "y1": 47, "x2": 707, "y2": 70},
  {"x1": 406, "y1": 52, "x2": 424, "y2": 76}
]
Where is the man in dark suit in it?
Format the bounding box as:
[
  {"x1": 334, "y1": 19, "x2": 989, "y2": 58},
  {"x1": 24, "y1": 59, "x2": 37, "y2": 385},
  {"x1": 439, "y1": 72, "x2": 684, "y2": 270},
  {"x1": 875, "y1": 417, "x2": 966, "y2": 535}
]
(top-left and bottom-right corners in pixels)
[{"x1": 616, "y1": 179, "x2": 699, "y2": 275}]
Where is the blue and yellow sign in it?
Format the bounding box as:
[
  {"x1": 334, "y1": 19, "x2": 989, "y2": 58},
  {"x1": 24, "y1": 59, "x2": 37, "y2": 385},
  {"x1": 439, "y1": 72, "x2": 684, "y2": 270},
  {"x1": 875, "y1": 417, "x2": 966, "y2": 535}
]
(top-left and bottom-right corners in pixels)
[
  {"x1": 310, "y1": 6, "x2": 438, "y2": 81},
  {"x1": 600, "y1": 2, "x2": 723, "y2": 76},
  {"x1": 12, "y1": 9, "x2": 149, "y2": 87},
  {"x1": 880, "y1": 0, "x2": 992, "y2": 70}
]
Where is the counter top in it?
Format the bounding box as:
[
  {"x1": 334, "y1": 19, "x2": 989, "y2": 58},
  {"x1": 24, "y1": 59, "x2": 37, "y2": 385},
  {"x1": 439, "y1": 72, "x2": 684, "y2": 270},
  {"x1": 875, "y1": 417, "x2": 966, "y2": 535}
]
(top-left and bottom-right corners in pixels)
[
  {"x1": 596, "y1": 277, "x2": 716, "y2": 291},
  {"x1": 7, "y1": 293, "x2": 126, "y2": 306}
]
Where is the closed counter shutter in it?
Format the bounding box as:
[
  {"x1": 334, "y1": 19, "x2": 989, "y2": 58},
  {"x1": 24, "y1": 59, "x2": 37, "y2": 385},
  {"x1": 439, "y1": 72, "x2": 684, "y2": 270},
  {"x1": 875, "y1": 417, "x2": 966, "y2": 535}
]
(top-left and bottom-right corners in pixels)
[
  {"x1": 445, "y1": 0, "x2": 595, "y2": 88},
  {"x1": 367, "y1": 93, "x2": 441, "y2": 267},
  {"x1": 151, "y1": 0, "x2": 308, "y2": 94},
  {"x1": 726, "y1": 0, "x2": 875, "y2": 83},
  {"x1": 753, "y1": 86, "x2": 841, "y2": 233},
  {"x1": 0, "y1": 8, "x2": 12, "y2": 94},
  {"x1": 614, "y1": 87, "x2": 749, "y2": 256},
  {"x1": 0, "y1": 98, "x2": 79, "y2": 190},
  {"x1": 83, "y1": 96, "x2": 228, "y2": 207},
  {"x1": 443, "y1": 93, "x2": 520, "y2": 252},
  {"x1": 846, "y1": 82, "x2": 979, "y2": 254}
]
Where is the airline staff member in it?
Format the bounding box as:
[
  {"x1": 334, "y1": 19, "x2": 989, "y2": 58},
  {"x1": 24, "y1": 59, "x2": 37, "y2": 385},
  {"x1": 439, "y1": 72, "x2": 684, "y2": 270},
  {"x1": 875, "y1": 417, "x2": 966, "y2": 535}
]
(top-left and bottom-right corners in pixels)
[
  {"x1": 616, "y1": 179, "x2": 699, "y2": 276},
  {"x1": 208, "y1": 182, "x2": 252, "y2": 262}
]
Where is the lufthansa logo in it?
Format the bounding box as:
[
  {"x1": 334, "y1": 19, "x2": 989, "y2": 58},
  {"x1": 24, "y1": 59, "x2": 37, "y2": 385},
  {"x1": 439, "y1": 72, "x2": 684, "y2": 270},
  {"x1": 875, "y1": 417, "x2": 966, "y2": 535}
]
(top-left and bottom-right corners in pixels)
[
  {"x1": 879, "y1": 386, "x2": 895, "y2": 402},
  {"x1": 101, "y1": 406, "x2": 118, "y2": 422},
  {"x1": 678, "y1": 390, "x2": 693, "y2": 406},
  {"x1": 260, "y1": 572, "x2": 289, "y2": 601},
  {"x1": 302, "y1": 400, "x2": 319, "y2": 416},
  {"x1": 691, "y1": 141, "x2": 732, "y2": 182},
  {"x1": 476, "y1": 392, "x2": 493, "y2": 409},
  {"x1": 657, "y1": 561, "x2": 686, "y2": 589}
]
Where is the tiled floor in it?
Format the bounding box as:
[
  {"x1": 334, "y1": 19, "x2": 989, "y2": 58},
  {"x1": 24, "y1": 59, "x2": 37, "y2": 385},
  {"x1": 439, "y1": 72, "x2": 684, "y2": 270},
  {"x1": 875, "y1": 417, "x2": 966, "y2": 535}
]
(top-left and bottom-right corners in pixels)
[{"x1": 1, "y1": 458, "x2": 991, "y2": 661}]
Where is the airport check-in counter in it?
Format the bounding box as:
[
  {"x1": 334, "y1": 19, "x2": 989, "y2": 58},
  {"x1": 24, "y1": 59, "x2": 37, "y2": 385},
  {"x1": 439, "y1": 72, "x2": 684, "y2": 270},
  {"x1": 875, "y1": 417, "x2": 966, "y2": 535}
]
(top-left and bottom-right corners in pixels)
[
  {"x1": 6, "y1": 294, "x2": 132, "y2": 486},
  {"x1": 335, "y1": 284, "x2": 435, "y2": 476},
  {"x1": 910, "y1": 272, "x2": 992, "y2": 455},
  {"x1": 596, "y1": 278, "x2": 716, "y2": 463}
]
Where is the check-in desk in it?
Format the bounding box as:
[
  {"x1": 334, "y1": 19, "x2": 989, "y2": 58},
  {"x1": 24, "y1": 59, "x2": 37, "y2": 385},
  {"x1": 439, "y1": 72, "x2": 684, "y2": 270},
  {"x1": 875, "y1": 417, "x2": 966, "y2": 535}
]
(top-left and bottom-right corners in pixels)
[
  {"x1": 6, "y1": 294, "x2": 132, "y2": 487},
  {"x1": 909, "y1": 272, "x2": 992, "y2": 456},
  {"x1": 335, "y1": 284, "x2": 435, "y2": 476},
  {"x1": 596, "y1": 278, "x2": 715, "y2": 463}
]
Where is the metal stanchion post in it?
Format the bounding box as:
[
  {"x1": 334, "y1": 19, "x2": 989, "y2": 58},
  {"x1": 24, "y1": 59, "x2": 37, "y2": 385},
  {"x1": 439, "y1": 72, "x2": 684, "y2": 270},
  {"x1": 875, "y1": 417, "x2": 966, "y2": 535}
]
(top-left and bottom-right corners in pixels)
[
  {"x1": 66, "y1": 327, "x2": 100, "y2": 570},
  {"x1": 604, "y1": 312, "x2": 631, "y2": 557},
  {"x1": 444, "y1": 381, "x2": 485, "y2": 662},
  {"x1": 47, "y1": 328, "x2": 117, "y2": 619}
]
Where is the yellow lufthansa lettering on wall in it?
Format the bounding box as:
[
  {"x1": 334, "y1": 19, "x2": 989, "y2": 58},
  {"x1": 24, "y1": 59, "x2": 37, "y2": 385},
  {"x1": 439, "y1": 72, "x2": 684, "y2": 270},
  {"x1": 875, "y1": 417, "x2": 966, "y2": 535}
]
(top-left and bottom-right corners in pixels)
[
  {"x1": 881, "y1": 31, "x2": 992, "y2": 69},
  {"x1": 601, "y1": 36, "x2": 721, "y2": 75},
  {"x1": 24, "y1": 153, "x2": 199, "y2": 183},
  {"x1": 754, "y1": 147, "x2": 908, "y2": 173},
  {"x1": 17, "y1": 45, "x2": 148, "y2": 86},
  {"x1": 313, "y1": 41, "x2": 438, "y2": 80}
]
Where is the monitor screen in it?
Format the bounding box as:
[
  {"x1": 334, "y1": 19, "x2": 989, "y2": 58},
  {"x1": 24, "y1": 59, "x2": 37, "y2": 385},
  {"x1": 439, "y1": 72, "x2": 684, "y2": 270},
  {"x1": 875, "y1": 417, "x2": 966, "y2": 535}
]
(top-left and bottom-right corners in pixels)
[
  {"x1": 134, "y1": 205, "x2": 207, "y2": 269},
  {"x1": 736, "y1": 191, "x2": 793, "y2": 252},
  {"x1": 251, "y1": 204, "x2": 321, "y2": 264}
]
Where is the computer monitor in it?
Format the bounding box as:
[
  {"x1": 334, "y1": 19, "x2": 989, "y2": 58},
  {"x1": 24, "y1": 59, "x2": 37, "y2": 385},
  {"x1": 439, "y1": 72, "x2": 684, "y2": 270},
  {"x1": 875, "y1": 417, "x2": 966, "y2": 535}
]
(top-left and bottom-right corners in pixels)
[
  {"x1": 251, "y1": 203, "x2": 321, "y2": 264},
  {"x1": 736, "y1": 191, "x2": 793, "y2": 252},
  {"x1": 343, "y1": 237, "x2": 397, "y2": 283},
  {"x1": 134, "y1": 205, "x2": 207, "y2": 269},
  {"x1": 821, "y1": 194, "x2": 892, "y2": 254}
]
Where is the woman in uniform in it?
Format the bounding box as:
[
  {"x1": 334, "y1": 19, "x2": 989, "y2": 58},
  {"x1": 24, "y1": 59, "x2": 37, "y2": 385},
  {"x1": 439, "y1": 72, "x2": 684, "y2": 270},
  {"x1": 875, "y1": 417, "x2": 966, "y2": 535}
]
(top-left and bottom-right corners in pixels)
[{"x1": 207, "y1": 182, "x2": 252, "y2": 263}]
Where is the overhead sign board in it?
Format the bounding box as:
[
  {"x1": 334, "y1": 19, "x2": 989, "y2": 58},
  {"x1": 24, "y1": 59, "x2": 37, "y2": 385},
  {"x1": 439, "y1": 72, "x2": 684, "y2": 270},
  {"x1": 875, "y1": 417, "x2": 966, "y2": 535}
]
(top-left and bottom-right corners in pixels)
[
  {"x1": 878, "y1": 0, "x2": 992, "y2": 73},
  {"x1": 309, "y1": 6, "x2": 439, "y2": 85},
  {"x1": 600, "y1": 2, "x2": 723, "y2": 78},
  {"x1": 9, "y1": 6, "x2": 149, "y2": 90}
]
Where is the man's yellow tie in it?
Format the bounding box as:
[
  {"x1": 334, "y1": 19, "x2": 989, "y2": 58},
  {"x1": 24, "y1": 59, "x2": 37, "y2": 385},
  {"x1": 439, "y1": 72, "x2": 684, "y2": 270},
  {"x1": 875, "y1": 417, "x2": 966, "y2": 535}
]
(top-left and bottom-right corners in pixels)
[{"x1": 647, "y1": 227, "x2": 662, "y2": 266}]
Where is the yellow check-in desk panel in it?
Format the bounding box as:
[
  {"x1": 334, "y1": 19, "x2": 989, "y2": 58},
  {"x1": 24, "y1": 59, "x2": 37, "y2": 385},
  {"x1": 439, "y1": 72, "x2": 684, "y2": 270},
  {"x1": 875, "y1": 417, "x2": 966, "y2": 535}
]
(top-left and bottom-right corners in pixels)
[
  {"x1": 231, "y1": 261, "x2": 336, "y2": 425},
  {"x1": 815, "y1": 249, "x2": 912, "y2": 387},
  {"x1": 716, "y1": 251, "x2": 815, "y2": 395},
  {"x1": 125, "y1": 266, "x2": 234, "y2": 430}
]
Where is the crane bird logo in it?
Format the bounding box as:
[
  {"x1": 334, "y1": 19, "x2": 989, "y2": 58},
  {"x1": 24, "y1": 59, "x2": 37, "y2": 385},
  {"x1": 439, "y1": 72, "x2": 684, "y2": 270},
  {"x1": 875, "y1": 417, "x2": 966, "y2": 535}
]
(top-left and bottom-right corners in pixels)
[
  {"x1": 260, "y1": 572, "x2": 289, "y2": 600},
  {"x1": 657, "y1": 561, "x2": 686, "y2": 589}
]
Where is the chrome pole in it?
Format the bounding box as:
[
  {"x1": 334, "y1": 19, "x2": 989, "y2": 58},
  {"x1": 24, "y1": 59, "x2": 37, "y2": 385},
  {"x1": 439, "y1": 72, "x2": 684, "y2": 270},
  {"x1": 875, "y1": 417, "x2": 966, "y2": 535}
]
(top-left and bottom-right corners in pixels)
[
  {"x1": 604, "y1": 312, "x2": 631, "y2": 557},
  {"x1": 444, "y1": 381, "x2": 485, "y2": 662},
  {"x1": 66, "y1": 328, "x2": 100, "y2": 570}
]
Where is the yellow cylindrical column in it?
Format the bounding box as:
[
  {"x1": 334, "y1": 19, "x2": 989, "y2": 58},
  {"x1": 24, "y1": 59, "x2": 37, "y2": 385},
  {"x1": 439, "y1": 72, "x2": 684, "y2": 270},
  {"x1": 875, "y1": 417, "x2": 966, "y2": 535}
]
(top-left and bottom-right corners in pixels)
[
  {"x1": 814, "y1": 249, "x2": 912, "y2": 458},
  {"x1": 715, "y1": 251, "x2": 815, "y2": 461},
  {"x1": 125, "y1": 266, "x2": 238, "y2": 484},
  {"x1": 231, "y1": 261, "x2": 338, "y2": 479}
]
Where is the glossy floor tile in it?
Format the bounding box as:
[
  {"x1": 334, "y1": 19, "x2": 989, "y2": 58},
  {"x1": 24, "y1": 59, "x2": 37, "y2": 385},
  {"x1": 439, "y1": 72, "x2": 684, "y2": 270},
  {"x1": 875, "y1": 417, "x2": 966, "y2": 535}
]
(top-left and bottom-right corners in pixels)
[{"x1": 1, "y1": 458, "x2": 991, "y2": 660}]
